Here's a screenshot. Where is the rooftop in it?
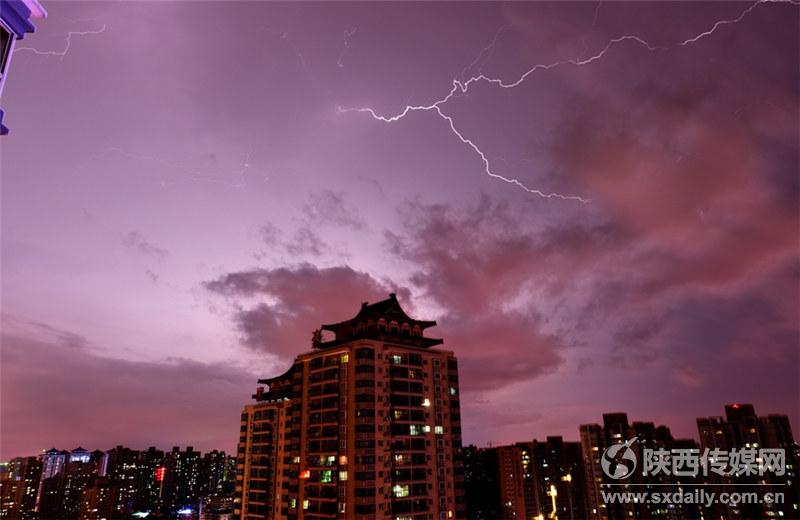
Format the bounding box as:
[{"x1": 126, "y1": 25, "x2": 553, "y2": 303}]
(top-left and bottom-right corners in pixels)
[{"x1": 317, "y1": 293, "x2": 442, "y2": 349}]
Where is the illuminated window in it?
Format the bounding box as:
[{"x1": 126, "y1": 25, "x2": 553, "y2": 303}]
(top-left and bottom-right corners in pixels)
[
  {"x1": 339, "y1": 503, "x2": 346, "y2": 513},
  {"x1": 302, "y1": 500, "x2": 309, "y2": 510},
  {"x1": 339, "y1": 455, "x2": 348, "y2": 465},
  {"x1": 391, "y1": 355, "x2": 403, "y2": 364},
  {"x1": 435, "y1": 426, "x2": 444, "y2": 435},
  {"x1": 300, "y1": 470, "x2": 310, "y2": 479},
  {"x1": 422, "y1": 398, "x2": 431, "y2": 407},
  {"x1": 289, "y1": 498, "x2": 297, "y2": 509},
  {"x1": 409, "y1": 425, "x2": 421, "y2": 436},
  {"x1": 293, "y1": 456, "x2": 300, "y2": 464},
  {"x1": 393, "y1": 484, "x2": 409, "y2": 498},
  {"x1": 394, "y1": 410, "x2": 404, "y2": 420},
  {"x1": 341, "y1": 354, "x2": 349, "y2": 363},
  {"x1": 422, "y1": 425, "x2": 431, "y2": 433},
  {"x1": 449, "y1": 386, "x2": 457, "y2": 396},
  {"x1": 320, "y1": 470, "x2": 333, "y2": 483},
  {"x1": 339, "y1": 471, "x2": 348, "y2": 481},
  {"x1": 327, "y1": 455, "x2": 337, "y2": 466}
]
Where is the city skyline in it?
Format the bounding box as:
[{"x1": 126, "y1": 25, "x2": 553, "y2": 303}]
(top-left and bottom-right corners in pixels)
[
  {"x1": 3, "y1": 402, "x2": 795, "y2": 519},
  {"x1": 2, "y1": 0, "x2": 799, "y2": 462}
]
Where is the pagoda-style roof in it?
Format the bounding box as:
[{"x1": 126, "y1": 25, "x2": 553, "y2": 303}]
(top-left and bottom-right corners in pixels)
[
  {"x1": 317, "y1": 293, "x2": 442, "y2": 349},
  {"x1": 255, "y1": 363, "x2": 298, "y2": 400}
]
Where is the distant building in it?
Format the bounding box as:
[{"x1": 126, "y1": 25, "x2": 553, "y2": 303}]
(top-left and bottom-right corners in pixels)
[
  {"x1": 495, "y1": 445, "x2": 527, "y2": 520},
  {"x1": 2, "y1": 456, "x2": 41, "y2": 520},
  {"x1": 36, "y1": 448, "x2": 69, "y2": 512},
  {"x1": 103, "y1": 445, "x2": 142, "y2": 516},
  {"x1": 461, "y1": 446, "x2": 501, "y2": 520},
  {"x1": 528, "y1": 436, "x2": 587, "y2": 520},
  {"x1": 78, "y1": 476, "x2": 119, "y2": 520},
  {"x1": 464, "y1": 437, "x2": 587, "y2": 520},
  {"x1": 37, "y1": 456, "x2": 101, "y2": 520},
  {"x1": 201, "y1": 450, "x2": 235, "y2": 496},
  {"x1": 0, "y1": 0, "x2": 47, "y2": 134},
  {"x1": 236, "y1": 294, "x2": 465, "y2": 520},
  {"x1": 697, "y1": 403, "x2": 799, "y2": 520},
  {"x1": 580, "y1": 413, "x2": 698, "y2": 520},
  {"x1": 163, "y1": 446, "x2": 202, "y2": 514}
]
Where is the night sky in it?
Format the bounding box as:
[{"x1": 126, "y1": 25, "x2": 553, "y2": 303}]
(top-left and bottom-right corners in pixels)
[{"x1": 2, "y1": 1, "x2": 798, "y2": 460}]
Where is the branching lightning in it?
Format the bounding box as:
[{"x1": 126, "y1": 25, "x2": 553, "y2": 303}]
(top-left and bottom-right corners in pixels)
[
  {"x1": 337, "y1": 27, "x2": 357, "y2": 69},
  {"x1": 339, "y1": 0, "x2": 796, "y2": 202},
  {"x1": 14, "y1": 24, "x2": 107, "y2": 58}
]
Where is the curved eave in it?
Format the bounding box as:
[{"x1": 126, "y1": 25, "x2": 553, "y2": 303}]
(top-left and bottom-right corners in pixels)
[
  {"x1": 321, "y1": 319, "x2": 437, "y2": 333},
  {"x1": 257, "y1": 364, "x2": 296, "y2": 385},
  {"x1": 317, "y1": 335, "x2": 443, "y2": 349}
]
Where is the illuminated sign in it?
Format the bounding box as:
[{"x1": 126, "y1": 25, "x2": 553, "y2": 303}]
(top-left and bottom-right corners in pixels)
[{"x1": 155, "y1": 467, "x2": 166, "y2": 482}]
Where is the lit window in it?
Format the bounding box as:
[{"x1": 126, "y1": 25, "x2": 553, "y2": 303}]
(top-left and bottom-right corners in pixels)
[
  {"x1": 391, "y1": 355, "x2": 403, "y2": 364},
  {"x1": 290, "y1": 498, "x2": 297, "y2": 509},
  {"x1": 300, "y1": 470, "x2": 310, "y2": 479},
  {"x1": 435, "y1": 426, "x2": 444, "y2": 435},
  {"x1": 449, "y1": 386, "x2": 457, "y2": 396},
  {"x1": 339, "y1": 471, "x2": 348, "y2": 481},
  {"x1": 409, "y1": 425, "x2": 421, "y2": 436},
  {"x1": 422, "y1": 398, "x2": 431, "y2": 407},
  {"x1": 422, "y1": 425, "x2": 431, "y2": 433},
  {"x1": 339, "y1": 455, "x2": 348, "y2": 465},
  {"x1": 393, "y1": 484, "x2": 409, "y2": 498},
  {"x1": 302, "y1": 500, "x2": 309, "y2": 510},
  {"x1": 320, "y1": 470, "x2": 333, "y2": 483},
  {"x1": 448, "y1": 510, "x2": 454, "y2": 518},
  {"x1": 327, "y1": 455, "x2": 337, "y2": 465},
  {"x1": 341, "y1": 354, "x2": 349, "y2": 363},
  {"x1": 293, "y1": 456, "x2": 300, "y2": 464}
]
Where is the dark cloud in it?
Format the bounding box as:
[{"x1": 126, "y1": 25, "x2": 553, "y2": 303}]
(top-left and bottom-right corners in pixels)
[
  {"x1": 0, "y1": 327, "x2": 256, "y2": 460},
  {"x1": 205, "y1": 264, "x2": 409, "y2": 358},
  {"x1": 258, "y1": 223, "x2": 282, "y2": 246},
  {"x1": 121, "y1": 231, "x2": 169, "y2": 261},
  {"x1": 384, "y1": 191, "x2": 798, "y2": 408},
  {"x1": 386, "y1": 197, "x2": 573, "y2": 389},
  {"x1": 144, "y1": 269, "x2": 159, "y2": 284},
  {"x1": 303, "y1": 190, "x2": 366, "y2": 230},
  {"x1": 286, "y1": 227, "x2": 328, "y2": 257}
]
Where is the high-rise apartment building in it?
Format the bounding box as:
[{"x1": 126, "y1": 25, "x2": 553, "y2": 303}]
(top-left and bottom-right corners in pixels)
[
  {"x1": 697, "y1": 404, "x2": 799, "y2": 520},
  {"x1": 528, "y1": 437, "x2": 587, "y2": 520},
  {"x1": 236, "y1": 294, "x2": 465, "y2": 520},
  {"x1": 162, "y1": 446, "x2": 202, "y2": 513},
  {"x1": 1, "y1": 456, "x2": 41, "y2": 520},
  {"x1": 461, "y1": 446, "x2": 500, "y2": 520},
  {"x1": 580, "y1": 413, "x2": 698, "y2": 520}
]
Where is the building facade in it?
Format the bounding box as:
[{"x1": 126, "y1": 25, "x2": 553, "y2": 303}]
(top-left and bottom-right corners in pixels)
[
  {"x1": 0, "y1": 0, "x2": 46, "y2": 134},
  {"x1": 236, "y1": 294, "x2": 465, "y2": 520},
  {"x1": 697, "y1": 403, "x2": 799, "y2": 520}
]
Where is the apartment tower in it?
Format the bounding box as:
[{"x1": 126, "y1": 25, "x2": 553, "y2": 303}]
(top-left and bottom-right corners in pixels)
[{"x1": 236, "y1": 294, "x2": 465, "y2": 520}]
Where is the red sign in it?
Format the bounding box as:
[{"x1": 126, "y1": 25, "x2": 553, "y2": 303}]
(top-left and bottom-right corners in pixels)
[{"x1": 155, "y1": 467, "x2": 166, "y2": 482}]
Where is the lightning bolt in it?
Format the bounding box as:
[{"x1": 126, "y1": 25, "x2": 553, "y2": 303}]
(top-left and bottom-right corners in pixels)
[
  {"x1": 337, "y1": 27, "x2": 357, "y2": 69},
  {"x1": 339, "y1": 0, "x2": 796, "y2": 202},
  {"x1": 460, "y1": 26, "x2": 506, "y2": 81},
  {"x1": 14, "y1": 24, "x2": 107, "y2": 58}
]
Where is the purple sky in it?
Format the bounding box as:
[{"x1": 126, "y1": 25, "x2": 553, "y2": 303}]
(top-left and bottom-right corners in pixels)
[{"x1": 2, "y1": 1, "x2": 798, "y2": 460}]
